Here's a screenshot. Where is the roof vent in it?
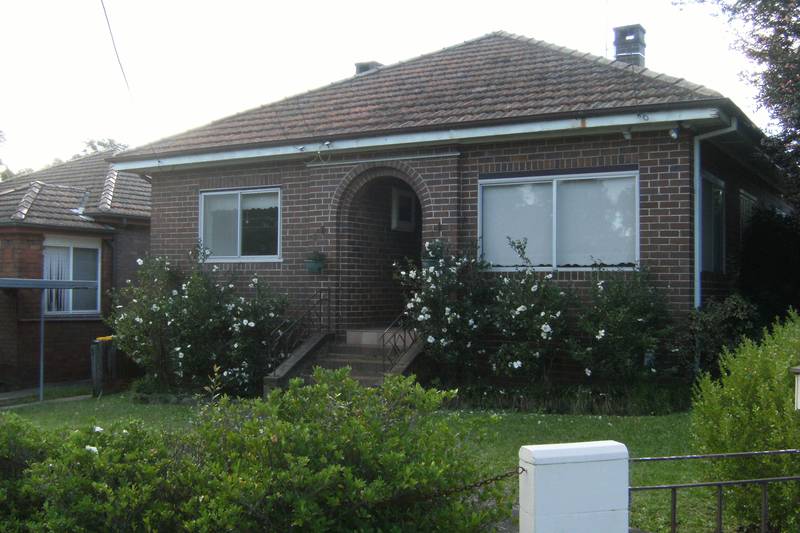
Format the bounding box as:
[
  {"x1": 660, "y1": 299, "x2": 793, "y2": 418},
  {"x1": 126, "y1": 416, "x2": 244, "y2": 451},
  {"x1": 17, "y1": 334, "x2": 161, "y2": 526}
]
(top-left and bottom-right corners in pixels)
[
  {"x1": 613, "y1": 24, "x2": 646, "y2": 67},
  {"x1": 355, "y1": 61, "x2": 382, "y2": 75}
]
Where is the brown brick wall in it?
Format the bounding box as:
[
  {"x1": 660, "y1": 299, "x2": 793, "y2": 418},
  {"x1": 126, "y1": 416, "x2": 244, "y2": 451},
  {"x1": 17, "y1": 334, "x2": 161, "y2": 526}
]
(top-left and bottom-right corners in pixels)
[
  {"x1": 0, "y1": 225, "x2": 147, "y2": 387},
  {"x1": 149, "y1": 131, "x2": 698, "y2": 329}
]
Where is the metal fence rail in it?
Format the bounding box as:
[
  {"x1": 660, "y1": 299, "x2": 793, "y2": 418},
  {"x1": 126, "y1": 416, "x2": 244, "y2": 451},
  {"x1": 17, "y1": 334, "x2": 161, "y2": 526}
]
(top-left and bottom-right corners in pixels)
[{"x1": 629, "y1": 450, "x2": 800, "y2": 533}]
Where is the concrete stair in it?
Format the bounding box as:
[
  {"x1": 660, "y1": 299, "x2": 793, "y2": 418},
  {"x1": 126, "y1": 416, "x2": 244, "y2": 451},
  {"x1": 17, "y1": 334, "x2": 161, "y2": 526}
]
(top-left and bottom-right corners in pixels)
[{"x1": 307, "y1": 329, "x2": 389, "y2": 387}]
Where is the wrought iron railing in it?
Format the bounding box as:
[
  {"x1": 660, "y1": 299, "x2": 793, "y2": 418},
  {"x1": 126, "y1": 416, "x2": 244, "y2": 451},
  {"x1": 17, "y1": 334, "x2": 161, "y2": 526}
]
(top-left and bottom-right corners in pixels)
[
  {"x1": 379, "y1": 311, "x2": 419, "y2": 372},
  {"x1": 629, "y1": 449, "x2": 800, "y2": 533},
  {"x1": 268, "y1": 288, "x2": 331, "y2": 362}
]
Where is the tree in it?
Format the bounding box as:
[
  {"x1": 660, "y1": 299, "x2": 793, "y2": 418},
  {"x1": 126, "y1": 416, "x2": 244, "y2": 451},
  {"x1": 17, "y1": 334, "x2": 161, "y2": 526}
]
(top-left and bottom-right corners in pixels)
[
  {"x1": 78, "y1": 138, "x2": 127, "y2": 157},
  {"x1": 695, "y1": 0, "x2": 800, "y2": 205}
]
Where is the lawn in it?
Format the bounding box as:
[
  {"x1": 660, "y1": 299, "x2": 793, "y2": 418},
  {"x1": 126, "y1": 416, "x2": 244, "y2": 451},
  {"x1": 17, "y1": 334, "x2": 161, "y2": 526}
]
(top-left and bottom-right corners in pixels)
[{"x1": 10, "y1": 394, "x2": 731, "y2": 532}]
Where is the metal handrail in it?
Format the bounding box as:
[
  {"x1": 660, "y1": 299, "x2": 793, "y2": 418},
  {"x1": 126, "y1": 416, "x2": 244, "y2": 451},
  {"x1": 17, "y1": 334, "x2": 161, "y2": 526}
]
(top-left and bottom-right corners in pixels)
[
  {"x1": 379, "y1": 311, "x2": 419, "y2": 372},
  {"x1": 268, "y1": 288, "x2": 331, "y2": 361},
  {"x1": 629, "y1": 450, "x2": 800, "y2": 533}
]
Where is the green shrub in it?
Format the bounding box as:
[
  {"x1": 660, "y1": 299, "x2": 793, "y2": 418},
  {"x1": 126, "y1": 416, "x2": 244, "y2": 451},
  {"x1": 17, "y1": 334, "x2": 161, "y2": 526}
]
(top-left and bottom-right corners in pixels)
[
  {"x1": 22, "y1": 421, "x2": 192, "y2": 532},
  {"x1": 109, "y1": 254, "x2": 288, "y2": 396},
  {"x1": 689, "y1": 292, "x2": 761, "y2": 376},
  {"x1": 570, "y1": 267, "x2": 675, "y2": 382},
  {"x1": 0, "y1": 413, "x2": 49, "y2": 529},
  {"x1": 181, "y1": 368, "x2": 507, "y2": 531},
  {"x1": 692, "y1": 311, "x2": 800, "y2": 531},
  {"x1": 10, "y1": 370, "x2": 507, "y2": 532}
]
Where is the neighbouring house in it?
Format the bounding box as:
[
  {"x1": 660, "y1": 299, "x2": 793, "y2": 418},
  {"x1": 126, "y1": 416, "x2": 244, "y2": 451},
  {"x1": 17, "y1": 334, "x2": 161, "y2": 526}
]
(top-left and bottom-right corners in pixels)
[
  {"x1": 111, "y1": 27, "x2": 786, "y2": 384},
  {"x1": 0, "y1": 150, "x2": 150, "y2": 388}
]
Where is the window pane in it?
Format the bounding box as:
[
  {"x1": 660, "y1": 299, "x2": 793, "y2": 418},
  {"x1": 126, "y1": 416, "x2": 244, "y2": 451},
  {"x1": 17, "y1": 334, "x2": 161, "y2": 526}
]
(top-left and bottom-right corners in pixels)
[
  {"x1": 481, "y1": 182, "x2": 553, "y2": 266},
  {"x1": 556, "y1": 177, "x2": 636, "y2": 266},
  {"x1": 203, "y1": 194, "x2": 238, "y2": 256},
  {"x1": 72, "y1": 248, "x2": 99, "y2": 311},
  {"x1": 241, "y1": 192, "x2": 279, "y2": 256},
  {"x1": 702, "y1": 180, "x2": 725, "y2": 273},
  {"x1": 43, "y1": 246, "x2": 69, "y2": 312}
]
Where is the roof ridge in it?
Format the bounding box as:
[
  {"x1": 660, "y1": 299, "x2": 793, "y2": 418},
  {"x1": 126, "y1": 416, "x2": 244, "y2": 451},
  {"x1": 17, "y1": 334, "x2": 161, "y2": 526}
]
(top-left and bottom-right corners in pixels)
[
  {"x1": 497, "y1": 31, "x2": 722, "y2": 98},
  {"x1": 11, "y1": 181, "x2": 43, "y2": 221},
  {"x1": 98, "y1": 167, "x2": 118, "y2": 211},
  {"x1": 121, "y1": 31, "x2": 510, "y2": 155}
]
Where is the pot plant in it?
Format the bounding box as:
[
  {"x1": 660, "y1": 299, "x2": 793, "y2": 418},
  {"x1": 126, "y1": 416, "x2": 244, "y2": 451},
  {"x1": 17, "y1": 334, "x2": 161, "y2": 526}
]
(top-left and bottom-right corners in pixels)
[{"x1": 305, "y1": 250, "x2": 326, "y2": 273}]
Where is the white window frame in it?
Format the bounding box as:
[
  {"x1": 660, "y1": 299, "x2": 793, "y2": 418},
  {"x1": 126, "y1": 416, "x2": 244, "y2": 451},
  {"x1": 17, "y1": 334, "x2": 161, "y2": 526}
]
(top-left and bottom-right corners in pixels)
[
  {"x1": 391, "y1": 186, "x2": 416, "y2": 232},
  {"x1": 702, "y1": 172, "x2": 726, "y2": 274},
  {"x1": 199, "y1": 187, "x2": 282, "y2": 263},
  {"x1": 478, "y1": 170, "x2": 640, "y2": 272},
  {"x1": 42, "y1": 235, "x2": 102, "y2": 315}
]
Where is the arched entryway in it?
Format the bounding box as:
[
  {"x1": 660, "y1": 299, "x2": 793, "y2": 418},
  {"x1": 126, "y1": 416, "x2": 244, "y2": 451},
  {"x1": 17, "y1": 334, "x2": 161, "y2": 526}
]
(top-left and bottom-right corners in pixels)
[{"x1": 335, "y1": 168, "x2": 428, "y2": 332}]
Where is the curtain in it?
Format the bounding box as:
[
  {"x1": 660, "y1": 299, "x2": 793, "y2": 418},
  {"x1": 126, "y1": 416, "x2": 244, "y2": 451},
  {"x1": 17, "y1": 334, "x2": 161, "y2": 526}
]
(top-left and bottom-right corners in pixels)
[{"x1": 44, "y1": 246, "x2": 70, "y2": 312}]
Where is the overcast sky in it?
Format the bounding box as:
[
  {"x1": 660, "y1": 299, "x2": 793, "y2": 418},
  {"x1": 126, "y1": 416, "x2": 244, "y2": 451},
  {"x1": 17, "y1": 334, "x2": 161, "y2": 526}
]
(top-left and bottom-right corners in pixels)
[{"x1": 0, "y1": 0, "x2": 767, "y2": 172}]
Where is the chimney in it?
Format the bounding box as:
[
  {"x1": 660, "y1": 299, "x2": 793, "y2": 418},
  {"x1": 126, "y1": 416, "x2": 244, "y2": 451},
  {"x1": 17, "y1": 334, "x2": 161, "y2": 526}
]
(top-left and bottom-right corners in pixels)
[
  {"x1": 355, "y1": 61, "x2": 382, "y2": 75},
  {"x1": 613, "y1": 24, "x2": 646, "y2": 67}
]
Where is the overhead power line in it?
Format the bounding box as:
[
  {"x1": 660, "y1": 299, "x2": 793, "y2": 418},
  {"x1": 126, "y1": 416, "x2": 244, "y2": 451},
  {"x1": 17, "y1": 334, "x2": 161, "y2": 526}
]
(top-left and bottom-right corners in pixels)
[{"x1": 100, "y1": 0, "x2": 130, "y2": 92}]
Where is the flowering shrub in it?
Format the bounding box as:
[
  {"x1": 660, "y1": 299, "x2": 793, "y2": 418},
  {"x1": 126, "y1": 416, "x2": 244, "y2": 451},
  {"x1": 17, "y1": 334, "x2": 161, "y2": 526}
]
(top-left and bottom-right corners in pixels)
[
  {"x1": 570, "y1": 267, "x2": 673, "y2": 382},
  {"x1": 109, "y1": 255, "x2": 288, "y2": 396},
  {"x1": 397, "y1": 240, "x2": 494, "y2": 376},
  {"x1": 490, "y1": 239, "x2": 570, "y2": 380}
]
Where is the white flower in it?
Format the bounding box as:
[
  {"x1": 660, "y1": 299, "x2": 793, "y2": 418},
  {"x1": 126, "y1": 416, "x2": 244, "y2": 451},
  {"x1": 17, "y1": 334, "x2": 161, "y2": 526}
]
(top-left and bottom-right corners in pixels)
[
  {"x1": 531, "y1": 284, "x2": 539, "y2": 292},
  {"x1": 151, "y1": 304, "x2": 159, "y2": 312},
  {"x1": 93, "y1": 426, "x2": 103, "y2": 433},
  {"x1": 427, "y1": 335, "x2": 435, "y2": 343},
  {"x1": 545, "y1": 273, "x2": 553, "y2": 280},
  {"x1": 651, "y1": 367, "x2": 657, "y2": 373},
  {"x1": 178, "y1": 352, "x2": 184, "y2": 358},
  {"x1": 268, "y1": 312, "x2": 275, "y2": 318},
  {"x1": 252, "y1": 278, "x2": 258, "y2": 284},
  {"x1": 134, "y1": 317, "x2": 143, "y2": 324},
  {"x1": 248, "y1": 321, "x2": 255, "y2": 327},
  {"x1": 468, "y1": 318, "x2": 475, "y2": 327},
  {"x1": 122, "y1": 429, "x2": 129, "y2": 435},
  {"x1": 136, "y1": 258, "x2": 144, "y2": 266},
  {"x1": 516, "y1": 305, "x2": 527, "y2": 314},
  {"x1": 585, "y1": 368, "x2": 592, "y2": 377},
  {"x1": 400, "y1": 271, "x2": 407, "y2": 277},
  {"x1": 408, "y1": 270, "x2": 416, "y2": 279},
  {"x1": 596, "y1": 329, "x2": 605, "y2": 340},
  {"x1": 172, "y1": 290, "x2": 178, "y2": 296},
  {"x1": 229, "y1": 284, "x2": 234, "y2": 288},
  {"x1": 85, "y1": 445, "x2": 99, "y2": 454},
  {"x1": 406, "y1": 302, "x2": 414, "y2": 309},
  {"x1": 597, "y1": 281, "x2": 605, "y2": 291},
  {"x1": 509, "y1": 360, "x2": 523, "y2": 369}
]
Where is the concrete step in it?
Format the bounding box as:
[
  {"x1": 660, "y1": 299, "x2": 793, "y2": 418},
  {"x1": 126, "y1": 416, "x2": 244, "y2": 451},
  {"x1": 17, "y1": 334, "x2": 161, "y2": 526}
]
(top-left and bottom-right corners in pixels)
[{"x1": 327, "y1": 343, "x2": 385, "y2": 357}]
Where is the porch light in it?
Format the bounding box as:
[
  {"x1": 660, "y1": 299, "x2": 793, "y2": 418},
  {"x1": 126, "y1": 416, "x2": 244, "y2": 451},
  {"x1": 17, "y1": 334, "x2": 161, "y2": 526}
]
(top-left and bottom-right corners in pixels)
[{"x1": 790, "y1": 366, "x2": 800, "y2": 410}]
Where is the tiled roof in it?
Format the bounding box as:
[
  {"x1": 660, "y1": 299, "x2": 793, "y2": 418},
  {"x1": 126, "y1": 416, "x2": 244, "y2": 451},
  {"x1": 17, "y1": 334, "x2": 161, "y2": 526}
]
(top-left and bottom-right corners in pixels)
[
  {"x1": 0, "y1": 150, "x2": 150, "y2": 230},
  {"x1": 117, "y1": 31, "x2": 724, "y2": 160}
]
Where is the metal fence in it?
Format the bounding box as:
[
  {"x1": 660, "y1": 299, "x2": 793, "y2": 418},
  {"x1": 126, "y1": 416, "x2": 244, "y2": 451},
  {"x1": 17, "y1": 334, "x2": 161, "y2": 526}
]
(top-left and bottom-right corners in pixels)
[{"x1": 629, "y1": 449, "x2": 800, "y2": 533}]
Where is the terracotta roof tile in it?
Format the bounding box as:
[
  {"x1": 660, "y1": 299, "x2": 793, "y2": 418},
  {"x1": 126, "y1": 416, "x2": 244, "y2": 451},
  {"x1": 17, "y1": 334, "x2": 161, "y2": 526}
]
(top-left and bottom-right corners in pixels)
[
  {"x1": 0, "y1": 150, "x2": 150, "y2": 230},
  {"x1": 116, "y1": 31, "x2": 724, "y2": 160}
]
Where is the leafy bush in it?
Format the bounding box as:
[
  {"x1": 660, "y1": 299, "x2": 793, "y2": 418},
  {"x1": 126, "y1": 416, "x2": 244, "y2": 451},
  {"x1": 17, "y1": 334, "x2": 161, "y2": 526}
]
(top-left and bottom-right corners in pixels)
[
  {"x1": 689, "y1": 292, "x2": 761, "y2": 376},
  {"x1": 692, "y1": 311, "x2": 800, "y2": 531},
  {"x1": 6, "y1": 370, "x2": 507, "y2": 532},
  {"x1": 570, "y1": 268, "x2": 674, "y2": 382},
  {"x1": 0, "y1": 413, "x2": 48, "y2": 528},
  {"x1": 180, "y1": 368, "x2": 507, "y2": 531},
  {"x1": 397, "y1": 240, "x2": 495, "y2": 378},
  {"x1": 109, "y1": 255, "x2": 288, "y2": 396},
  {"x1": 490, "y1": 239, "x2": 570, "y2": 381},
  {"x1": 22, "y1": 421, "x2": 192, "y2": 531}
]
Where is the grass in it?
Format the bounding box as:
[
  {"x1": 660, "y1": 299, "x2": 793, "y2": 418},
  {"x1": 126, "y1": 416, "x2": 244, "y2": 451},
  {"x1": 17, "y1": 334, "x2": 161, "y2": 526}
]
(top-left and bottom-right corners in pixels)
[
  {"x1": 0, "y1": 383, "x2": 93, "y2": 407},
  {"x1": 10, "y1": 394, "x2": 746, "y2": 532}
]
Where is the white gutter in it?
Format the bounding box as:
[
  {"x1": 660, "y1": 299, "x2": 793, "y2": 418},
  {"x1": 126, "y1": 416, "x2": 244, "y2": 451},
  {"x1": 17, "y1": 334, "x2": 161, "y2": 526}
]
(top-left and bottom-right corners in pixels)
[
  {"x1": 693, "y1": 116, "x2": 738, "y2": 308},
  {"x1": 114, "y1": 107, "x2": 724, "y2": 172}
]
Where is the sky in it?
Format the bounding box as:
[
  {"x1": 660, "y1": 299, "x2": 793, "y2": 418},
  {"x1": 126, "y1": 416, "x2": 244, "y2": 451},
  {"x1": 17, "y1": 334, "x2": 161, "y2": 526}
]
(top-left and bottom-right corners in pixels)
[{"x1": 0, "y1": 0, "x2": 768, "y2": 172}]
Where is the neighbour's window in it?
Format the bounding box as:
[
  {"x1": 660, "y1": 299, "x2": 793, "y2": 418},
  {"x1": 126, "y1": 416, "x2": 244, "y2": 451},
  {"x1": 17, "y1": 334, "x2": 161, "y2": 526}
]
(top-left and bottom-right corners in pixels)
[
  {"x1": 43, "y1": 243, "x2": 100, "y2": 314},
  {"x1": 739, "y1": 190, "x2": 757, "y2": 241},
  {"x1": 200, "y1": 188, "x2": 280, "y2": 260},
  {"x1": 479, "y1": 172, "x2": 638, "y2": 268},
  {"x1": 702, "y1": 175, "x2": 725, "y2": 273},
  {"x1": 391, "y1": 187, "x2": 416, "y2": 232}
]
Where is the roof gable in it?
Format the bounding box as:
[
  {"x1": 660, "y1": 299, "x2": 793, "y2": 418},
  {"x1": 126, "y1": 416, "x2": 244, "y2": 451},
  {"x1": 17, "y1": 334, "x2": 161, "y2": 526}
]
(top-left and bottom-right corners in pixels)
[{"x1": 118, "y1": 31, "x2": 723, "y2": 160}]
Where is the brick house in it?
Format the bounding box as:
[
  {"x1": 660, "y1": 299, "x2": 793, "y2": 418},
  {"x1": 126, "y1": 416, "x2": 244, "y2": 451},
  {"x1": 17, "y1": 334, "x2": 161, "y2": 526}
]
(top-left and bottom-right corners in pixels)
[
  {"x1": 111, "y1": 28, "x2": 785, "y2": 381},
  {"x1": 0, "y1": 150, "x2": 150, "y2": 388}
]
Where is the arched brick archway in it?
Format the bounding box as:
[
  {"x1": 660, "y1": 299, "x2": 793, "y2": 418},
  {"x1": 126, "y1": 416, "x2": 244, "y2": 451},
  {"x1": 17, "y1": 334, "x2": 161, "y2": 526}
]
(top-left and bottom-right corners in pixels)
[{"x1": 331, "y1": 163, "x2": 433, "y2": 332}]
